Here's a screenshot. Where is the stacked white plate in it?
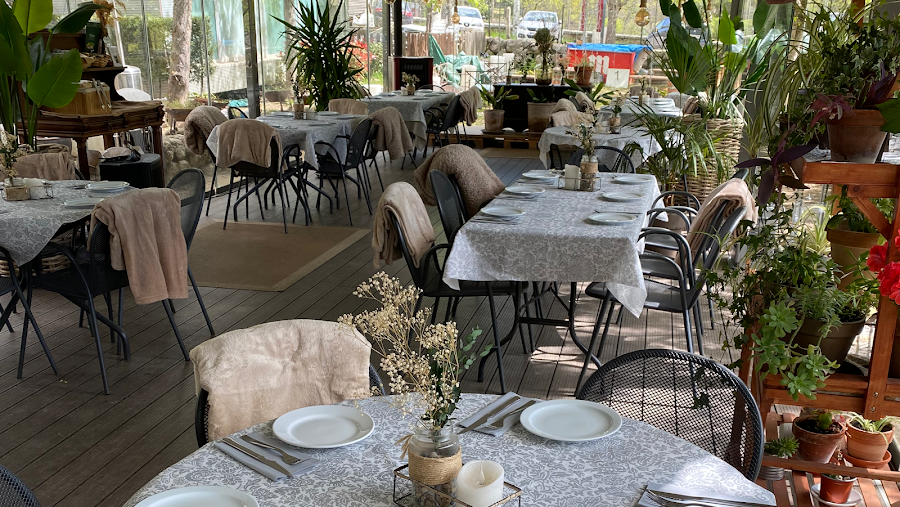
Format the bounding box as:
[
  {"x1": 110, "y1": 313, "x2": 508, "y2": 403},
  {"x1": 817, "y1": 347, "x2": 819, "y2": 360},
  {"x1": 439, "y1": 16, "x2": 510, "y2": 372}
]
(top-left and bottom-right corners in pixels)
[
  {"x1": 86, "y1": 181, "x2": 130, "y2": 193},
  {"x1": 318, "y1": 111, "x2": 339, "y2": 116},
  {"x1": 601, "y1": 191, "x2": 644, "y2": 202},
  {"x1": 480, "y1": 205, "x2": 525, "y2": 219},
  {"x1": 613, "y1": 174, "x2": 655, "y2": 185},
  {"x1": 63, "y1": 197, "x2": 105, "y2": 208},
  {"x1": 588, "y1": 212, "x2": 639, "y2": 225},
  {"x1": 272, "y1": 405, "x2": 375, "y2": 449},
  {"x1": 504, "y1": 185, "x2": 545, "y2": 197},
  {"x1": 521, "y1": 170, "x2": 558, "y2": 181}
]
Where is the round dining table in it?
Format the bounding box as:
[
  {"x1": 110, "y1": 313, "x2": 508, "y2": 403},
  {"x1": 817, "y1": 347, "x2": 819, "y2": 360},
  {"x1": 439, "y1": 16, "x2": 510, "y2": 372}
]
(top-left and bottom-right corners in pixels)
[{"x1": 125, "y1": 394, "x2": 774, "y2": 507}]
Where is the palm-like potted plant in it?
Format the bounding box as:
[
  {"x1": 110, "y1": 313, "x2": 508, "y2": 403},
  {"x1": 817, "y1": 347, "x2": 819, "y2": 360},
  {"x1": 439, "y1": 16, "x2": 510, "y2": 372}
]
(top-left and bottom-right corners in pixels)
[
  {"x1": 844, "y1": 413, "x2": 897, "y2": 466},
  {"x1": 574, "y1": 58, "x2": 593, "y2": 87},
  {"x1": 479, "y1": 87, "x2": 518, "y2": 133},
  {"x1": 792, "y1": 410, "x2": 847, "y2": 463},
  {"x1": 533, "y1": 28, "x2": 555, "y2": 86},
  {"x1": 525, "y1": 88, "x2": 556, "y2": 133}
]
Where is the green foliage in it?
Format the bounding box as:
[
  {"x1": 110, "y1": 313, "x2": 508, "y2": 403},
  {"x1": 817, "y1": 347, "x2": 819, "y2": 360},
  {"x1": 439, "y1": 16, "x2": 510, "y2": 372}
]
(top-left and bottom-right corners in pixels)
[
  {"x1": 526, "y1": 88, "x2": 549, "y2": 103},
  {"x1": 479, "y1": 86, "x2": 518, "y2": 109},
  {"x1": 563, "y1": 79, "x2": 612, "y2": 107},
  {"x1": 816, "y1": 410, "x2": 837, "y2": 431},
  {"x1": 825, "y1": 186, "x2": 894, "y2": 234},
  {"x1": 847, "y1": 413, "x2": 897, "y2": 433},
  {"x1": 276, "y1": 0, "x2": 365, "y2": 111},
  {"x1": 764, "y1": 436, "x2": 799, "y2": 458},
  {"x1": 26, "y1": 48, "x2": 82, "y2": 107},
  {"x1": 427, "y1": 327, "x2": 491, "y2": 428}
]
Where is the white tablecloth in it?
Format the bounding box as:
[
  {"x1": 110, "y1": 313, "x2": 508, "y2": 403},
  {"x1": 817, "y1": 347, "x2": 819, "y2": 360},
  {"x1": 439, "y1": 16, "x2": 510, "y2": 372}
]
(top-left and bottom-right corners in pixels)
[
  {"x1": 537, "y1": 126, "x2": 660, "y2": 169},
  {"x1": 443, "y1": 173, "x2": 660, "y2": 316},
  {"x1": 123, "y1": 394, "x2": 774, "y2": 507},
  {"x1": 363, "y1": 91, "x2": 453, "y2": 150},
  {"x1": 0, "y1": 181, "x2": 107, "y2": 265}
]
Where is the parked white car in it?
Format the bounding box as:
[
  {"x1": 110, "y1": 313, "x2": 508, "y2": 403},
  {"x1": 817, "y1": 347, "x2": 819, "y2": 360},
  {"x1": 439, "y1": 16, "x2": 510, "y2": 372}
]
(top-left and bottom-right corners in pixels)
[
  {"x1": 516, "y1": 11, "x2": 560, "y2": 39},
  {"x1": 456, "y1": 6, "x2": 484, "y2": 31}
]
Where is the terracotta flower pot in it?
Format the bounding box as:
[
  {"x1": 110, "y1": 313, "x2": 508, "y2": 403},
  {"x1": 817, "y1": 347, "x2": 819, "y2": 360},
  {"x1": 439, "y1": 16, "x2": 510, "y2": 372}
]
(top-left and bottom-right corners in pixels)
[
  {"x1": 791, "y1": 317, "x2": 866, "y2": 365},
  {"x1": 820, "y1": 475, "x2": 855, "y2": 504},
  {"x1": 575, "y1": 65, "x2": 594, "y2": 86},
  {"x1": 827, "y1": 223, "x2": 881, "y2": 290},
  {"x1": 826, "y1": 109, "x2": 888, "y2": 164},
  {"x1": 847, "y1": 423, "x2": 893, "y2": 462},
  {"x1": 844, "y1": 449, "x2": 891, "y2": 469},
  {"x1": 792, "y1": 416, "x2": 847, "y2": 463},
  {"x1": 527, "y1": 102, "x2": 557, "y2": 133},
  {"x1": 484, "y1": 109, "x2": 505, "y2": 133}
]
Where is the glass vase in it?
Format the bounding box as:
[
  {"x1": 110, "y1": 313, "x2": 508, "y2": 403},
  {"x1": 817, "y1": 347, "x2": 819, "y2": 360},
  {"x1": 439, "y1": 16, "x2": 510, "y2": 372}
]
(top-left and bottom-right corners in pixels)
[{"x1": 408, "y1": 423, "x2": 461, "y2": 507}]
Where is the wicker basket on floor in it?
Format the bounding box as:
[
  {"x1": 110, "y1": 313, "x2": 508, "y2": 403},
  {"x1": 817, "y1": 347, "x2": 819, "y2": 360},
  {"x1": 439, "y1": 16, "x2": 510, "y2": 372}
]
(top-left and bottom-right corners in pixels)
[
  {"x1": 677, "y1": 115, "x2": 743, "y2": 202},
  {"x1": 0, "y1": 252, "x2": 70, "y2": 278}
]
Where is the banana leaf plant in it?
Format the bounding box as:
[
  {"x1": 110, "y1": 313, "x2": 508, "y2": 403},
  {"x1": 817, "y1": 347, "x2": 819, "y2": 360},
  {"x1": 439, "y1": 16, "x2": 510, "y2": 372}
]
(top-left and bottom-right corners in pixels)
[
  {"x1": 0, "y1": 0, "x2": 105, "y2": 149},
  {"x1": 478, "y1": 86, "x2": 518, "y2": 110}
]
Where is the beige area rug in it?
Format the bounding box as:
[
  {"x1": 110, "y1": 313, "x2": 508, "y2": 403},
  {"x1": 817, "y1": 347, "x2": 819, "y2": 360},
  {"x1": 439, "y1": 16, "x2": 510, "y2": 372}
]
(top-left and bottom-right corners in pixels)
[
  {"x1": 478, "y1": 147, "x2": 541, "y2": 159},
  {"x1": 189, "y1": 221, "x2": 369, "y2": 291}
]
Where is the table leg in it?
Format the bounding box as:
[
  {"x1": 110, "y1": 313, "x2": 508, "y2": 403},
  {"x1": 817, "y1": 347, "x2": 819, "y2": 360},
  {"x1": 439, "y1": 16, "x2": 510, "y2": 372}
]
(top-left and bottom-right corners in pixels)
[
  {"x1": 75, "y1": 139, "x2": 90, "y2": 180},
  {"x1": 103, "y1": 133, "x2": 116, "y2": 149},
  {"x1": 150, "y1": 124, "x2": 165, "y2": 187},
  {"x1": 565, "y1": 282, "x2": 601, "y2": 369}
]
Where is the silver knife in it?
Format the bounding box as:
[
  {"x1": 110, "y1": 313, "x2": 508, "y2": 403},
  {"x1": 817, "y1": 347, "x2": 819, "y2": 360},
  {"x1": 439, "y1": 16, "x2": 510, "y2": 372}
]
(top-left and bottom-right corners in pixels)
[
  {"x1": 458, "y1": 396, "x2": 520, "y2": 435},
  {"x1": 222, "y1": 438, "x2": 294, "y2": 478}
]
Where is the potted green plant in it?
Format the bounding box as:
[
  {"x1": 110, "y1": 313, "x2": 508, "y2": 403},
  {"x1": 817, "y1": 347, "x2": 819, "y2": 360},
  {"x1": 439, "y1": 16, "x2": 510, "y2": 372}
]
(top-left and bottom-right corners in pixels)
[
  {"x1": 845, "y1": 413, "x2": 896, "y2": 466},
  {"x1": 563, "y1": 79, "x2": 613, "y2": 114},
  {"x1": 790, "y1": 283, "x2": 867, "y2": 365},
  {"x1": 820, "y1": 452, "x2": 855, "y2": 504},
  {"x1": 825, "y1": 189, "x2": 892, "y2": 289},
  {"x1": 525, "y1": 88, "x2": 556, "y2": 133},
  {"x1": 276, "y1": 0, "x2": 365, "y2": 111},
  {"x1": 479, "y1": 86, "x2": 518, "y2": 133},
  {"x1": 792, "y1": 410, "x2": 847, "y2": 463},
  {"x1": 574, "y1": 58, "x2": 593, "y2": 87},
  {"x1": 533, "y1": 28, "x2": 555, "y2": 86},
  {"x1": 760, "y1": 437, "x2": 799, "y2": 481}
]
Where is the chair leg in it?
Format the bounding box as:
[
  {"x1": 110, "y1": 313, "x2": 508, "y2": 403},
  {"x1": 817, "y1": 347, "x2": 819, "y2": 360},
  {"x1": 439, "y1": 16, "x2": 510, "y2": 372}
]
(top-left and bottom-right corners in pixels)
[
  {"x1": 162, "y1": 301, "x2": 189, "y2": 361},
  {"x1": 103, "y1": 292, "x2": 116, "y2": 343},
  {"x1": 276, "y1": 179, "x2": 289, "y2": 234},
  {"x1": 372, "y1": 157, "x2": 384, "y2": 191},
  {"x1": 576, "y1": 293, "x2": 611, "y2": 395},
  {"x1": 189, "y1": 267, "x2": 215, "y2": 336},
  {"x1": 223, "y1": 171, "x2": 236, "y2": 230},
  {"x1": 0, "y1": 300, "x2": 12, "y2": 333},
  {"x1": 430, "y1": 298, "x2": 441, "y2": 324},
  {"x1": 78, "y1": 308, "x2": 85, "y2": 328},
  {"x1": 205, "y1": 166, "x2": 217, "y2": 217},
  {"x1": 341, "y1": 174, "x2": 353, "y2": 226},
  {"x1": 84, "y1": 298, "x2": 110, "y2": 395},
  {"x1": 116, "y1": 289, "x2": 124, "y2": 356},
  {"x1": 682, "y1": 307, "x2": 696, "y2": 354},
  {"x1": 707, "y1": 297, "x2": 716, "y2": 330}
]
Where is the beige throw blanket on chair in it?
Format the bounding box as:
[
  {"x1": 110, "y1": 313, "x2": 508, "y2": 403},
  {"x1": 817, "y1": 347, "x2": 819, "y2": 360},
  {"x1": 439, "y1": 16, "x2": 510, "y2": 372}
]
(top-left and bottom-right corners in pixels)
[
  {"x1": 90, "y1": 188, "x2": 188, "y2": 305},
  {"x1": 413, "y1": 144, "x2": 505, "y2": 218},
  {"x1": 190, "y1": 319, "x2": 372, "y2": 441},
  {"x1": 7, "y1": 145, "x2": 76, "y2": 180},
  {"x1": 459, "y1": 87, "x2": 481, "y2": 126},
  {"x1": 550, "y1": 111, "x2": 594, "y2": 128},
  {"x1": 370, "y1": 107, "x2": 413, "y2": 160},
  {"x1": 373, "y1": 182, "x2": 436, "y2": 268},
  {"x1": 575, "y1": 91, "x2": 594, "y2": 112},
  {"x1": 215, "y1": 119, "x2": 282, "y2": 169},
  {"x1": 551, "y1": 99, "x2": 577, "y2": 114},
  {"x1": 687, "y1": 178, "x2": 758, "y2": 259},
  {"x1": 184, "y1": 106, "x2": 227, "y2": 155},
  {"x1": 329, "y1": 99, "x2": 368, "y2": 115}
]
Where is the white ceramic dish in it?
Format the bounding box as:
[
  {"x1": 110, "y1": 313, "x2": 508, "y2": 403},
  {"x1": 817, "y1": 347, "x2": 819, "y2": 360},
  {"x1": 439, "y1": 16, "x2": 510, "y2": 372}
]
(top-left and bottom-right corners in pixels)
[
  {"x1": 522, "y1": 170, "x2": 557, "y2": 180},
  {"x1": 86, "y1": 181, "x2": 130, "y2": 192},
  {"x1": 504, "y1": 185, "x2": 545, "y2": 196},
  {"x1": 810, "y1": 484, "x2": 862, "y2": 507},
  {"x1": 318, "y1": 111, "x2": 339, "y2": 116},
  {"x1": 613, "y1": 174, "x2": 655, "y2": 185},
  {"x1": 366, "y1": 96, "x2": 381, "y2": 100},
  {"x1": 134, "y1": 486, "x2": 259, "y2": 507},
  {"x1": 519, "y1": 399, "x2": 622, "y2": 442},
  {"x1": 601, "y1": 191, "x2": 644, "y2": 202},
  {"x1": 411, "y1": 97, "x2": 428, "y2": 101},
  {"x1": 63, "y1": 197, "x2": 105, "y2": 208},
  {"x1": 304, "y1": 122, "x2": 330, "y2": 127},
  {"x1": 588, "y1": 212, "x2": 639, "y2": 225},
  {"x1": 480, "y1": 206, "x2": 525, "y2": 219},
  {"x1": 273, "y1": 405, "x2": 375, "y2": 449},
  {"x1": 270, "y1": 111, "x2": 293, "y2": 116}
]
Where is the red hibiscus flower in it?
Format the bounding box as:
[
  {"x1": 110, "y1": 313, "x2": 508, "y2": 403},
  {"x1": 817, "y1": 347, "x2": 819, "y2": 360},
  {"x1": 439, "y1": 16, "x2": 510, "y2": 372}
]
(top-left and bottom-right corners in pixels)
[{"x1": 869, "y1": 244, "x2": 888, "y2": 272}]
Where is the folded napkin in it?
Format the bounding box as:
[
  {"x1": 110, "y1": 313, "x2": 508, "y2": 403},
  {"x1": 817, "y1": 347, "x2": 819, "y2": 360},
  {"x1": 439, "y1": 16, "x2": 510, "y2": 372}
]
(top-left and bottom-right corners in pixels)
[
  {"x1": 457, "y1": 392, "x2": 540, "y2": 436},
  {"x1": 636, "y1": 482, "x2": 776, "y2": 507},
  {"x1": 214, "y1": 431, "x2": 320, "y2": 481}
]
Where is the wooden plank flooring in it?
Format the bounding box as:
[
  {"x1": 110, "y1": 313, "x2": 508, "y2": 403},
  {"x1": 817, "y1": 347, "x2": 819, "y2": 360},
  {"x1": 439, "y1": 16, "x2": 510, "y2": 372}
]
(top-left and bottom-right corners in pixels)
[{"x1": 0, "y1": 149, "x2": 730, "y2": 506}]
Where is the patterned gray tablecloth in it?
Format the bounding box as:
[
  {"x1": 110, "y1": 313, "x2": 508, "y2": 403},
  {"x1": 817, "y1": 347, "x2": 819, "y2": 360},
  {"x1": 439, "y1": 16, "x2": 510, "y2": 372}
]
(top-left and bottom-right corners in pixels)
[
  {"x1": 443, "y1": 173, "x2": 660, "y2": 316},
  {"x1": 256, "y1": 114, "x2": 365, "y2": 169},
  {"x1": 537, "y1": 126, "x2": 661, "y2": 169},
  {"x1": 363, "y1": 91, "x2": 453, "y2": 149},
  {"x1": 123, "y1": 394, "x2": 774, "y2": 507},
  {"x1": 0, "y1": 181, "x2": 104, "y2": 265}
]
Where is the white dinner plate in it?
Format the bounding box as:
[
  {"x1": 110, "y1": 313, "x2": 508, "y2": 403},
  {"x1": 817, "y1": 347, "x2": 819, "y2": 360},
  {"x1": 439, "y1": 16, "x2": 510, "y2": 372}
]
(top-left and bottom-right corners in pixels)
[
  {"x1": 480, "y1": 206, "x2": 525, "y2": 219},
  {"x1": 134, "y1": 486, "x2": 259, "y2": 507},
  {"x1": 270, "y1": 111, "x2": 293, "y2": 116},
  {"x1": 613, "y1": 174, "x2": 655, "y2": 185},
  {"x1": 810, "y1": 484, "x2": 862, "y2": 507},
  {"x1": 63, "y1": 197, "x2": 105, "y2": 208},
  {"x1": 504, "y1": 185, "x2": 545, "y2": 196},
  {"x1": 366, "y1": 96, "x2": 381, "y2": 100},
  {"x1": 318, "y1": 111, "x2": 339, "y2": 116},
  {"x1": 588, "y1": 212, "x2": 639, "y2": 225},
  {"x1": 86, "y1": 181, "x2": 130, "y2": 192},
  {"x1": 273, "y1": 405, "x2": 375, "y2": 449},
  {"x1": 304, "y1": 122, "x2": 331, "y2": 127},
  {"x1": 520, "y1": 399, "x2": 622, "y2": 442},
  {"x1": 601, "y1": 191, "x2": 644, "y2": 202},
  {"x1": 522, "y1": 170, "x2": 557, "y2": 180},
  {"x1": 411, "y1": 97, "x2": 429, "y2": 101}
]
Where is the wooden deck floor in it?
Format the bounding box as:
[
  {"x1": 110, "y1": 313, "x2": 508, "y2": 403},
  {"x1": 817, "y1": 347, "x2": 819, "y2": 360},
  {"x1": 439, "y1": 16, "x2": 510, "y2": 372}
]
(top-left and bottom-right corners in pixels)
[{"x1": 0, "y1": 150, "x2": 735, "y2": 506}]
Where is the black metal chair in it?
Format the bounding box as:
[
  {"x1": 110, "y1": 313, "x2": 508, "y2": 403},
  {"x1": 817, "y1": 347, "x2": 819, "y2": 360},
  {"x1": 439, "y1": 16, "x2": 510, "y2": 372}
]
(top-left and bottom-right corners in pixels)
[
  {"x1": 423, "y1": 95, "x2": 464, "y2": 158},
  {"x1": 167, "y1": 169, "x2": 215, "y2": 336},
  {"x1": 577, "y1": 205, "x2": 747, "y2": 394},
  {"x1": 0, "y1": 247, "x2": 57, "y2": 380},
  {"x1": 223, "y1": 137, "x2": 290, "y2": 233},
  {"x1": 565, "y1": 145, "x2": 636, "y2": 173},
  {"x1": 577, "y1": 349, "x2": 764, "y2": 481},
  {"x1": 0, "y1": 464, "x2": 41, "y2": 507},
  {"x1": 361, "y1": 124, "x2": 384, "y2": 192},
  {"x1": 227, "y1": 106, "x2": 248, "y2": 119},
  {"x1": 385, "y1": 195, "x2": 524, "y2": 393},
  {"x1": 194, "y1": 364, "x2": 384, "y2": 446},
  {"x1": 429, "y1": 171, "x2": 466, "y2": 243},
  {"x1": 314, "y1": 118, "x2": 374, "y2": 226}
]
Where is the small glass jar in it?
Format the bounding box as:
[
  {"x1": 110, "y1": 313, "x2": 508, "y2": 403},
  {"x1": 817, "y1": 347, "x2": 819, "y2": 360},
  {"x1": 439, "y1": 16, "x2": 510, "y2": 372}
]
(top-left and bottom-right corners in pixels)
[
  {"x1": 408, "y1": 423, "x2": 460, "y2": 507},
  {"x1": 552, "y1": 68, "x2": 563, "y2": 85}
]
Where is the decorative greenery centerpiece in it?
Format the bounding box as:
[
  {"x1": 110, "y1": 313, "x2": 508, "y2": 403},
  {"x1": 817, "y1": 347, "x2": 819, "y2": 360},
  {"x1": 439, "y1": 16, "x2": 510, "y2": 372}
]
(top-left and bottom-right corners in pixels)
[
  {"x1": 566, "y1": 122, "x2": 600, "y2": 190},
  {"x1": 563, "y1": 79, "x2": 613, "y2": 114},
  {"x1": 402, "y1": 72, "x2": 420, "y2": 94},
  {"x1": 0, "y1": 130, "x2": 31, "y2": 201},
  {"x1": 608, "y1": 92, "x2": 628, "y2": 134},
  {"x1": 533, "y1": 27, "x2": 555, "y2": 85},
  {"x1": 339, "y1": 273, "x2": 489, "y2": 504}
]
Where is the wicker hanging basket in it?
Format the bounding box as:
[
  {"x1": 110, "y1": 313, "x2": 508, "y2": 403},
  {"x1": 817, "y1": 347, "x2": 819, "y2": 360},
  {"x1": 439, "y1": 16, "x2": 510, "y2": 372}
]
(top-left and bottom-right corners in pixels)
[{"x1": 676, "y1": 115, "x2": 744, "y2": 202}]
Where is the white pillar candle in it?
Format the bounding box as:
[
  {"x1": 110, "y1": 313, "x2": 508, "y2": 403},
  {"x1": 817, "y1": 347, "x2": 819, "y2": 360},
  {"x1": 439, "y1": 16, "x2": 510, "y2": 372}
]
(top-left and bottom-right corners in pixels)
[
  {"x1": 456, "y1": 461, "x2": 504, "y2": 507},
  {"x1": 564, "y1": 164, "x2": 580, "y2": 190}
]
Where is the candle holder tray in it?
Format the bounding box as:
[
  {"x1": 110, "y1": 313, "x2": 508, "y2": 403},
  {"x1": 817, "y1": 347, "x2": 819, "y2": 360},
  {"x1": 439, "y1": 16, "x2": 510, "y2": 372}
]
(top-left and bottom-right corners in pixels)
[{"x1": 393, "y1": 464, "x2": 522, "y2": 507}]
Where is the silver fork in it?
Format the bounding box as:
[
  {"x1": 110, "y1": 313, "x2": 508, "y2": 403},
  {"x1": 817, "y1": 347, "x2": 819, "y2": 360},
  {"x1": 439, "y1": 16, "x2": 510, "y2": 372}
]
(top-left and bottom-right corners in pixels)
[
  {"x1": 486, "y1": 400, "x2": 537, "y2": 429},
  {"x1": 645, "y1": 491, "x2": 750, "y2": 507},
  {"x1": 240, "y1": 435, "x2": 307, "y2": 465}
]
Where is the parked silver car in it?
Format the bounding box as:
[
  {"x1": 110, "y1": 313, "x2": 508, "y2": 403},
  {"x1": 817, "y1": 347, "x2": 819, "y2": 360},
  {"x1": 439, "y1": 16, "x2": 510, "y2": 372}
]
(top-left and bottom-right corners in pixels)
[{"x1": 516, "y1": 11, "x2": 560, "y2": 39}]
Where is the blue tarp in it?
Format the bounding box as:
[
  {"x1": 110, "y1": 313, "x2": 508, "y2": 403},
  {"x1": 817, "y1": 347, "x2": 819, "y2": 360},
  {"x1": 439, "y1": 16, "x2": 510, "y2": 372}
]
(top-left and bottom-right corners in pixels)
[{"x1": 566, "y1": 43, "x2": 650, "y2": 53}]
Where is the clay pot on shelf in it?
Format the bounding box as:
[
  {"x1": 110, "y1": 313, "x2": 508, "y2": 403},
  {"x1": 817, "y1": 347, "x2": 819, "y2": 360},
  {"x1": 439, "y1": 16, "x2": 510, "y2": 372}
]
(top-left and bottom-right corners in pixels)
[
  {"x1": 526, "y1": 102, "x2": 556, "y2": 133},
  {"x1": 844, "y1": 450, "x2": 891, "y2": 469},
  {"x1": 792, "y1": 416, "x2": 847, "y2": 463},
  {"x1": 790, "y1": 317, "x2": 866, "y2": 365},
  {"x1": 819, "y1": 475, "x2": 855, "y2": 504},
  {"x1": 826, "y1": 109, "x2": 888, "y2": 164},
  {"x1": 827, "y1": 222, "x2": 881, "y2": 290},
  {"x1": 575, "y1": 65, "x2": 594, "y2": 86},
  {"x1": 846, "y1": 422, "x2": 894, "y2": 463},
  {"x1": 484, "y1": 109, "x2": 505, "y2": 133}
]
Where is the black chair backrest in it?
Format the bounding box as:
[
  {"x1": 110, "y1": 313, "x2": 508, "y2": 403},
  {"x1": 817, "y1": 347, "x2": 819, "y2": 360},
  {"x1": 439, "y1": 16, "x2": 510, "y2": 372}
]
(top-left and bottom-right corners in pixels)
[
  {"x1": 440, "y1": 96, "x2": 463, "y2": 131},
  {"x1": 578, "y1": 349, "x2": 764, "y2": 481},
  {"x1": 567, "y1": 146, "x2": 634, "y2": 173},
  {"x1": 364, "y1": 124, "x2": 380, "y2": 158},
  {"x1": 346, "y1": 118, "x2": 374, "y2": 169},
  {"x1": 0, "y1": 464, "x2": 41, "y2": 507},
  {"x1": 166, "y1": 169, "x2": 206, "y2": 250},
  {"x1": 232, "y1": 138, "x2": 281, "y2": 178},
  {"x1": 687, "y1": 205, "x2": 747, "y2": 305},
  {"x1": 430, "y1": 171, "x2": 466, "y2": 243},
  {"x1": 228, "y1": 106, "x2": 248, "y2": 119},
  {"x1": 732, "y1": 168, "x2": 749, "y2": 181}
]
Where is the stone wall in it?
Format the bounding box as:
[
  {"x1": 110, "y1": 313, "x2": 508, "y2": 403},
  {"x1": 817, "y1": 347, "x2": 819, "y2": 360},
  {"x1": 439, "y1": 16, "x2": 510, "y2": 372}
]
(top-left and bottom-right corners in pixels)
[
  {"x1": 162, "y1": 133, "x2": 217, "y2": 189},
  {"x1": 484, "y1": 37, "x2": 567, "y2": 59}
]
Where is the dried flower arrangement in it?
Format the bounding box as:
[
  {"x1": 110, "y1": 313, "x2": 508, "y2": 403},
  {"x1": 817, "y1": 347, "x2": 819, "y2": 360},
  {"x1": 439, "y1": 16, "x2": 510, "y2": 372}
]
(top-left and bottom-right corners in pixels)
[
  {"x1": 0, "y1": 129, "x2": 30, "y2": 185},
  {"x1": 339, "y1": 272, "x2": 489, "y2": 430},
  {"x1": 566, "y1": 122, "x2": 598, "y2": 160},
  {"x1": 402, "y1": 73, "x2": 420, "y2": 88}
]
